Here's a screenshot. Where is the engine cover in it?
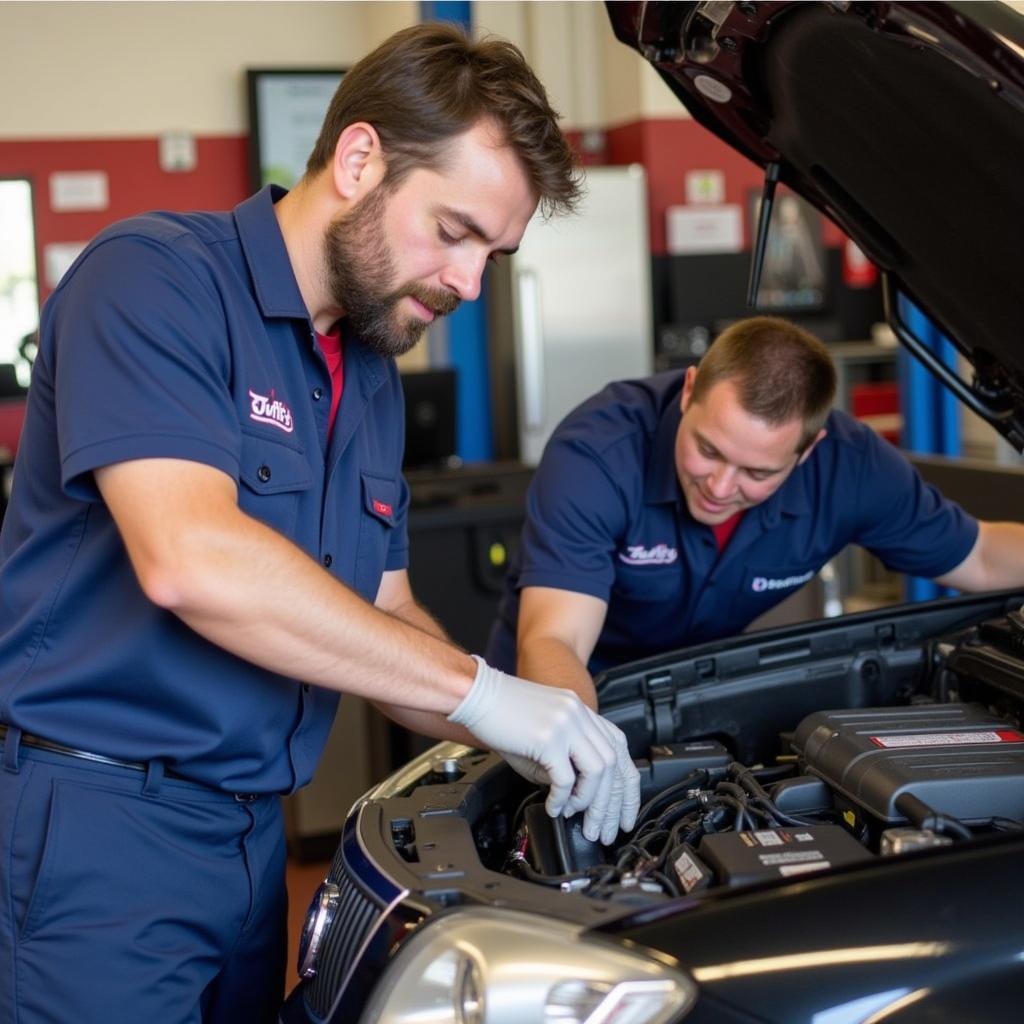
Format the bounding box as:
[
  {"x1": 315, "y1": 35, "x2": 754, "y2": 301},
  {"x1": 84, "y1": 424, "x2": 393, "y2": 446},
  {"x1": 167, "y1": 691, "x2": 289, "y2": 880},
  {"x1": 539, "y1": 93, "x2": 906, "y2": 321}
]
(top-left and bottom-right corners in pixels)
[{"x1": 792, "y1": 704, "x2": 1024, "y2": 824}]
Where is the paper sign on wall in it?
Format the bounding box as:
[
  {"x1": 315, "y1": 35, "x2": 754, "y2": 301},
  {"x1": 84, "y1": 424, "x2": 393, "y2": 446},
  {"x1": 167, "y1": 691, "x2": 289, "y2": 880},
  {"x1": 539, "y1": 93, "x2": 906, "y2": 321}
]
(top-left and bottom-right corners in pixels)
[
  {"x1": 685, "y1": 169, "x2": 725, "y2": 205},
  {"x1": 666, "y1": 204, "x2": 743, "y2": 255},
  {"x1": 44, "y1": 243, "x2": 87, "y2": 288},
  {"x1": 49, "y1": 172, "x2": 109, "y2": 212}
]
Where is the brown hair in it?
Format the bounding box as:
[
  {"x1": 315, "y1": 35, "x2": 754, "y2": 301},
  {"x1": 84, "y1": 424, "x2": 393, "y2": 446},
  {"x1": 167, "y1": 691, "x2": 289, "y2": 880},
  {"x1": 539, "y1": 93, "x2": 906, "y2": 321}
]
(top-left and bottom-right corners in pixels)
[
  {"x1": 691, "y1": 317, "x2": 837, "y2": 451},
  {"x1": 305, "y1": 22, "x2": 581, "y2": 217}
]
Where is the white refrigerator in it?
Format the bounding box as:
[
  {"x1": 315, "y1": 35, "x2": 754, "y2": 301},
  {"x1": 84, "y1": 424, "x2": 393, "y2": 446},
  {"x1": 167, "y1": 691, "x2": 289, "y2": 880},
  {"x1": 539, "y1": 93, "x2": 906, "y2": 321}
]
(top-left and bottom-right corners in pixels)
[{"x1": 488, "y1": 164, "x2": 654, "y2": 465}]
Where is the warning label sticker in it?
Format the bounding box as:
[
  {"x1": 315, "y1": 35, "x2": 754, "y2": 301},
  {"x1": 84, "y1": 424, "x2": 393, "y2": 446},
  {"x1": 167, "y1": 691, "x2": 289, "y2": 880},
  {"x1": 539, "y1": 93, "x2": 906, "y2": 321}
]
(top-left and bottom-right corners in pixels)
[
  {"x1": 746, "y1": 830, "x2": 818, "y2": 847},
  {"x1": 673, "y1": 852, "x2": 706, "y2": 893},
  {"x1": 870, "y1": 729, "x2": 1024, "y2": 748},
  {"x1": 759, "y1": 850, "x2": 825, "y2": 866},
  {"x1": 778, "y1": 861, "x2": 830, "y2": 877}
]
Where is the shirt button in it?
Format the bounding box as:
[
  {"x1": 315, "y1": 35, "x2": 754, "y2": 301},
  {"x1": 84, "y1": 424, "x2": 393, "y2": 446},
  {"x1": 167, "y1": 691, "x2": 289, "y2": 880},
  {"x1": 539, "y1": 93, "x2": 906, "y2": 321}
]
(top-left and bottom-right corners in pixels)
[
  {"x1": 312, "y1": 387, "x2": 323, "y2": 401},
  {"x1": 302, "y1": 684, "x2": 310, "y2": 693},
  {"x1": 323, "y1": 553, "x2": 333, "y2": 568},
  {"x1": 257, "y1": 464, "x2": 271, "y2": 483}
]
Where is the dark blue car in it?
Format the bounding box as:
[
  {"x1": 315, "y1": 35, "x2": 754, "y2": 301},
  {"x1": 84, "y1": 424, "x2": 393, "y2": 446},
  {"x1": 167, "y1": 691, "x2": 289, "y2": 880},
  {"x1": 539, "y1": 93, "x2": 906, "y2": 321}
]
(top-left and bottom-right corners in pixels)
[{"x1": 282, "y1": 4, "x2": 1024, "y2": 1021}]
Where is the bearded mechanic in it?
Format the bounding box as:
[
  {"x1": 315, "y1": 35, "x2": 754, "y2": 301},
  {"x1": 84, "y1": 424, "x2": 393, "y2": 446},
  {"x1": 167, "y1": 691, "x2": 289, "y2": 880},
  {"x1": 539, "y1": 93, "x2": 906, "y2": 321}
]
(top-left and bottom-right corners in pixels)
[
  {"x1": 486, "y1": 316, "x2": 1024, "y2": 705},
  {"x1": 0, "y1": 25, "x2": 639, "y2": 1024}
]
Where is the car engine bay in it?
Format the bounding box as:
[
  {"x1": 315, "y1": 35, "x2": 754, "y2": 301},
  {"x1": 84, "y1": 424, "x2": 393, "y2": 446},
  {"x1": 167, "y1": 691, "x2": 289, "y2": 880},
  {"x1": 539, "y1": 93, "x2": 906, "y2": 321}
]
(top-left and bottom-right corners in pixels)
[{"x1": 500, "y1": 604, "x2": 1024, "y2": 903}]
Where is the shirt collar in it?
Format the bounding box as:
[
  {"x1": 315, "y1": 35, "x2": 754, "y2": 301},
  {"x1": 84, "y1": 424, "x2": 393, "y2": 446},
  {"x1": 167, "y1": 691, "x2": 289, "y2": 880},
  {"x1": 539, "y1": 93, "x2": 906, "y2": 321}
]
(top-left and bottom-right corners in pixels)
[
  {"x1": 757, "y1": 451, "x2": 813, "y2": 528},
  {"x1": 234, "y1": 186, "x2": 309, "y2": 320},
  {"x1": 644, "y1": 386, "x2": 684, "y2": 506}
]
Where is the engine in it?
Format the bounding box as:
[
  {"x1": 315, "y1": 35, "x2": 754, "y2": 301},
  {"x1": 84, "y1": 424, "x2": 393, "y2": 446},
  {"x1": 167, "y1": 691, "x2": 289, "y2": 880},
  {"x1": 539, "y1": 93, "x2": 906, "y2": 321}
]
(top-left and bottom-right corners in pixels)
[{"x1": 502, "y1": 615, "x2": 1024, "y2": 901}]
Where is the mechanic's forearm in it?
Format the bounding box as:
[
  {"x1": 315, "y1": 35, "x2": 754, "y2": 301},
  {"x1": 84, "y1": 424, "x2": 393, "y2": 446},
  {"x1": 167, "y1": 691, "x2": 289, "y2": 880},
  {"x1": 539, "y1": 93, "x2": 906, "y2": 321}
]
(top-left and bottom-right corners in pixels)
[
  {"x1": 387, "y1": 598, "x2": 452, "y2": 643},
  {"x1": 152, "y1": 510, "x2": 475, "y2": 713},
  {"x1": 517, "y1": 636, "x2": 598, "y2": 710},
  {"x1": 371, "y1": 701, "x2": 478, "y2": 744},
  {"x1": 367, "y1": 599, "x2": 474, "y2": 741},
  {"x1": 977, "y1": 521, "x2": 1024, "y2": 589},
  {"x1": 938, "y1": 521, "x2": 1024, "y2": 592}
]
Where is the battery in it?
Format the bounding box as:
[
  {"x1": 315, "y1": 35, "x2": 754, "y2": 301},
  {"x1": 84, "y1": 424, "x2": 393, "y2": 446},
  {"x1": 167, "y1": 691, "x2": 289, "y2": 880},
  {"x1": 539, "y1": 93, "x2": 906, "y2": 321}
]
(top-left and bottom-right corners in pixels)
[{"x1": 699, "y1": 825, "x2": 871, "y2": 887}]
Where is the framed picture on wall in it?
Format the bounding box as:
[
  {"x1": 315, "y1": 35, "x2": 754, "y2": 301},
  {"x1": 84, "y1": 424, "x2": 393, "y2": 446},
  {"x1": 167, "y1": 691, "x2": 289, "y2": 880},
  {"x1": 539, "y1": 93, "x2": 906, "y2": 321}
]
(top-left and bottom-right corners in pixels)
[
  {"x1": 746, "y1": 187, "x2": 827, "y2": 313},
  {"x1": 247, "y1": 68, "x2": 346, "y2": 191}
]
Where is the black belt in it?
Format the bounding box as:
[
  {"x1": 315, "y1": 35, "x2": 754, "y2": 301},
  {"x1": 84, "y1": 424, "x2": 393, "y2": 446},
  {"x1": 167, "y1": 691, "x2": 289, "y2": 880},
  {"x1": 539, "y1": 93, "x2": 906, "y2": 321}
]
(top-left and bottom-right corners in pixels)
[
  {"x1": 0, "y1": 723, "x2": 262, "y2": 801},
  {"x1": 0, "y1": 722, "x2": 162, "y2": 772}
]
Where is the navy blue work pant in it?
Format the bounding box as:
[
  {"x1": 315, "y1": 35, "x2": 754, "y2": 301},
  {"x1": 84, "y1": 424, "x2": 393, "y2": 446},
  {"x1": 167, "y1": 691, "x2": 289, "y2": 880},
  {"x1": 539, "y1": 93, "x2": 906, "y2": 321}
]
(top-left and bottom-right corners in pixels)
[{"x1": 0, "y1": 732, "x2": 287, "y2": 1024}]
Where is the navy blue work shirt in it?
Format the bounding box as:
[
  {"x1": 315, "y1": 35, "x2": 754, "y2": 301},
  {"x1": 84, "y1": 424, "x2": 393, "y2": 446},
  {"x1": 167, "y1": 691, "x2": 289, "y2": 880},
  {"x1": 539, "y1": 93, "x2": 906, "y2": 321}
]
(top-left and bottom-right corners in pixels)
[
  {"x1": 486, "y1": 371, "x2": 978, "y2": 674},
  {"x1": 0, "y1": 187, "x2": 409, "y2": 793}
]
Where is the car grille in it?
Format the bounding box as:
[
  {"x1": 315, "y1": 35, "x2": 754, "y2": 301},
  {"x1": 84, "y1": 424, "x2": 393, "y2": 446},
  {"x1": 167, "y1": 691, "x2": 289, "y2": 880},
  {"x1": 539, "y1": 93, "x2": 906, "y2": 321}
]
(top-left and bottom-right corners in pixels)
[{"x1": 303, "y1": 844, "x2": 385, "y2": 1020}]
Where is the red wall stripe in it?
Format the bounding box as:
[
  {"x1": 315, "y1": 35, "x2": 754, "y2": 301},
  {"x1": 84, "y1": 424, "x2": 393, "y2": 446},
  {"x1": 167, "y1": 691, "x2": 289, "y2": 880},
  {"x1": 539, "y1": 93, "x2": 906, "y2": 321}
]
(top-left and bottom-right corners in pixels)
[
  {"x1": 4, "y1": 123, "x2": 846, "y2": 303},
  {"x1": 0, "y1": 136, "x2": 249, "y2": 303},
  {"x1": 0, "y1": 120, "x2": 854, "y2": 461}
]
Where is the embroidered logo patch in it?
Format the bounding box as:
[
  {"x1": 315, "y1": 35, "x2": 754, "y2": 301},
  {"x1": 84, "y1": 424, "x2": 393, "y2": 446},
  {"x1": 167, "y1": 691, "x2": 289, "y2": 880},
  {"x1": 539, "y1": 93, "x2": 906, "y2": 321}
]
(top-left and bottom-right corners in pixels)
[
  {"x1": 372, "y1": 499, "x2": 393, "y2": 517},
  {"x1": 618, "y1": 543, "x2": 678, "y2": 566},
  {"x1": 248, "y1": 388, "x2": 294, "y2": 433},
  {"x1": 751, "y1": 570, "x2": 815, "y2": 593}
]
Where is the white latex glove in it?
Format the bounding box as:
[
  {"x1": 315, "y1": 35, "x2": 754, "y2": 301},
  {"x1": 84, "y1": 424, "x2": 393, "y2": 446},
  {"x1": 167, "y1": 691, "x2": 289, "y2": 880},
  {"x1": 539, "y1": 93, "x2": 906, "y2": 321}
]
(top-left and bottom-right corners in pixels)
[
  {"x1": 449, "y1": 657, "x2": 640, "y2": 844},
  {"x1": 503, "y1": 715, "x2": 640, "y2": 846},
  {"x1": 573, "y1": 715, "x2": 642, "y2": 844}
]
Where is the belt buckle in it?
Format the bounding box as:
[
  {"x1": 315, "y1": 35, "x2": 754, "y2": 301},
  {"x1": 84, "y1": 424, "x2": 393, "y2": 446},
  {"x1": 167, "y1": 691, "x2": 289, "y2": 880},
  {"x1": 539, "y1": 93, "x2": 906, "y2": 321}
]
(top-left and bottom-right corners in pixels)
[{"x1": 234, "y1": 793, "x2": 259, "y2": 803}]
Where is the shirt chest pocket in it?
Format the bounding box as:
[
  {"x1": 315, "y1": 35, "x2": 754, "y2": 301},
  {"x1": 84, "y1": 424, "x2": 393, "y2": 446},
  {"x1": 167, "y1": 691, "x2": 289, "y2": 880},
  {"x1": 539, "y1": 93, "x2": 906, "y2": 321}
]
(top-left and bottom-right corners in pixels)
[
  {"x1": 238, "y1": 431, "x2": 314, "y2": 538},
  {"x1": 613, "y1": 562, "x2": 683, "y2": 604},
  {"x1": 354, "y1": 471, "x2": 398, "y2": 599}
]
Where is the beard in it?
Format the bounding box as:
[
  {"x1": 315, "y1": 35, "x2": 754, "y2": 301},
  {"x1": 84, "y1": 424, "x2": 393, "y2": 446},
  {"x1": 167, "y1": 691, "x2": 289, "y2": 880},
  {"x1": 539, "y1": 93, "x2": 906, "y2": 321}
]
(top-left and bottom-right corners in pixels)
[{"x1": 323, "y1": 185, "x2": 460, "y2": 359}]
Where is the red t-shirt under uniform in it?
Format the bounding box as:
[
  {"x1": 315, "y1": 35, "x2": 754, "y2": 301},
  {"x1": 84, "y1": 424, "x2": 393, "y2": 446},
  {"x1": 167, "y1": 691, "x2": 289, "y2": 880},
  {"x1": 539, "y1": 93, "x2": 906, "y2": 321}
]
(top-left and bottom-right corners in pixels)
[
  {"x1": 315, "y1": 328, "x2": 344, "y2": 440},
  {"x1": 712, "y1": 511, "x2": 744, "y2": 552}
]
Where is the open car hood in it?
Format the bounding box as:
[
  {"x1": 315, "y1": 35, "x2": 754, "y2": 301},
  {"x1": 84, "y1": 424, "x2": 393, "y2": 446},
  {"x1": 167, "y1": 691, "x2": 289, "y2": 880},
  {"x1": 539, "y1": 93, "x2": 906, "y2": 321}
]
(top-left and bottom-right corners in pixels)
[{"x1": 607, "y1": 1, "x2": 1024, "y2": 447}]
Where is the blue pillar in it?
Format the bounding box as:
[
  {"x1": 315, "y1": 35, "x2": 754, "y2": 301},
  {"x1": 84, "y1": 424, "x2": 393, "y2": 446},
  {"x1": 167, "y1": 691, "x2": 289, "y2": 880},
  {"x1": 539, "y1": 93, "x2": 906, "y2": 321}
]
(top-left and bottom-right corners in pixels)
[
  {"x1": 419, "y1": 1, "x2": 494, "y2": 462},
  {"x1": 897, "y1": 294, "x2": 962, "y2": 602}
]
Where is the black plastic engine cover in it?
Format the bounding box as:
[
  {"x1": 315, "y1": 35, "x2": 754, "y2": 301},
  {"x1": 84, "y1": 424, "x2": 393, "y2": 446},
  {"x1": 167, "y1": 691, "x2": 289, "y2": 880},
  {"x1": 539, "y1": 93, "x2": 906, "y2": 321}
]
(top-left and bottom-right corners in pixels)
[{"x1": 793, "y1": 704, "x2": 1024, "y2": 824}]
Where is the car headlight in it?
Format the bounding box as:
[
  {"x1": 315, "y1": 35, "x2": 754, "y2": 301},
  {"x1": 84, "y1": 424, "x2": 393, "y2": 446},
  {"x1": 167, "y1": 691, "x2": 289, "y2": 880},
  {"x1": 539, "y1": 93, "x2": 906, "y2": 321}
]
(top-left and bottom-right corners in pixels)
[
  {"x1": 357, "y1": 906, "x2": 696, "y2": 1024},
  {"x1": 296, "y1": 880, "x2": 341, "y2": 979}
]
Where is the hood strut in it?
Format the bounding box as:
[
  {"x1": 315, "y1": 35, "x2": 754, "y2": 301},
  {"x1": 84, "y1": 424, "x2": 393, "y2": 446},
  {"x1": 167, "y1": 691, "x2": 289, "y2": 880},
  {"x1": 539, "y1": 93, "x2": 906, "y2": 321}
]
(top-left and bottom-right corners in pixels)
[{"x1": 747, "y1": 161, "x2": 780, "y2": 308}]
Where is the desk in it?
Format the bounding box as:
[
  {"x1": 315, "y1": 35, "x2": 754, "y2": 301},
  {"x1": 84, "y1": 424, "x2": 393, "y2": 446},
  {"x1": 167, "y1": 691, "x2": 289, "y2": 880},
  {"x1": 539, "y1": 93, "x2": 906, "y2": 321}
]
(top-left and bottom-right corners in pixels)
[{"x1": 908, "y1": 452, "x2": 1024, "y2": 523}]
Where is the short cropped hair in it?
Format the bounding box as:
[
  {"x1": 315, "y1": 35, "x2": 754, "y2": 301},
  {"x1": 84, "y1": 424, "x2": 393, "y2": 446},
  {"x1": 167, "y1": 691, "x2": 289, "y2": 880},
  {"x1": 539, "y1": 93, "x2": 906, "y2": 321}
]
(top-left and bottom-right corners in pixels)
[
  {"x1": 691, "y1": 317, "x2": 837, "y2": 451},
  {"x1": 305, "y1": 22, "x2": 582, "y2": 217}
]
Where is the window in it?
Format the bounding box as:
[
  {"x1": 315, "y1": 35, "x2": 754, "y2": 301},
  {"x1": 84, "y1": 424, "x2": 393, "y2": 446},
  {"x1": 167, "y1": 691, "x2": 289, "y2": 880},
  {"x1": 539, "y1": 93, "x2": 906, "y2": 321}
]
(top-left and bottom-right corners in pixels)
[{"x1": 0, "y1": 178, "x2": 38, "y2": 388}]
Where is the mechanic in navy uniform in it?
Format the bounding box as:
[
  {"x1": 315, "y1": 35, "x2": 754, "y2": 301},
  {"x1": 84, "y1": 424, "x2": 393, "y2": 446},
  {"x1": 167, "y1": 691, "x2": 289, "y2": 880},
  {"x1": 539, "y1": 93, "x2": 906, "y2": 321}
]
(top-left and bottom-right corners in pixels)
[
  {"x1": 0, "y1": 25, "x2": 638, "y2": 1024},
  {"x1": 487, "y1": 316, "x2": 1024, "y2": 706}
]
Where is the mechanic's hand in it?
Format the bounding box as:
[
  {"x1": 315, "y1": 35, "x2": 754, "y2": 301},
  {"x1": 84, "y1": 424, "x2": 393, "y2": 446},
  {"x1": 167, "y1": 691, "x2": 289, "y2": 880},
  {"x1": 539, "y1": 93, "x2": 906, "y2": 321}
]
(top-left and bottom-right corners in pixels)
[
  {"x1": 499, "y1": 752, "x2": 550, "y2": 788},
  {"x1": 449, "y1": 657, "x2": 640, "y2": 844},
  {"x1": 570, "y1": 715, "x2": 642, "y2": 845},
  {"x1": 503, "y1": 739, "x2": 640, "y2": 846}
]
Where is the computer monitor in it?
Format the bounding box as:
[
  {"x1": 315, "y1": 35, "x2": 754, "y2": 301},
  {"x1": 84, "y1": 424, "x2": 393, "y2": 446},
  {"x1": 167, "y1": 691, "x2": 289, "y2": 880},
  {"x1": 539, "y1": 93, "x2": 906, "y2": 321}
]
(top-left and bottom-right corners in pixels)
[
  {"x1": 246, "y1": 69, "x2": 346, "y2": 191},
  {"x1": 400, "y1": 369, "x2": 457, "y2": 470}
]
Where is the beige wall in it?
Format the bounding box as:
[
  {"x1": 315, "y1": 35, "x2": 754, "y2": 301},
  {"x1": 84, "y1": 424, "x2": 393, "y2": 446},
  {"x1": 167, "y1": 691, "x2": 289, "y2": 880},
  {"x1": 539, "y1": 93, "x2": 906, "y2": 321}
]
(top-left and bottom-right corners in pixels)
[
  {"x1": 6, "y1": 1, "x2": 1020, "y2": 140},
  {"x1": 0, "y1": 1, "x2": 683, "y2": 141},
  {"x1": 0, "y1": 1, "x2": 416, "y2": 139}
]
